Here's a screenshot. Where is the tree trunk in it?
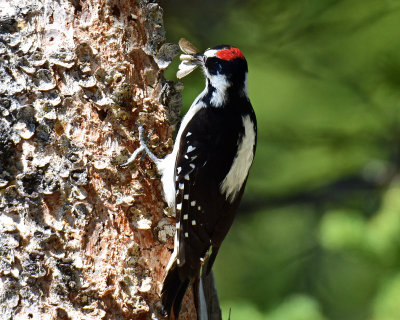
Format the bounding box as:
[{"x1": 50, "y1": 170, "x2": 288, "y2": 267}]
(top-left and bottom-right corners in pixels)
[{"x1": 0, "y1": 0, "x2": 190, "y2": 318}]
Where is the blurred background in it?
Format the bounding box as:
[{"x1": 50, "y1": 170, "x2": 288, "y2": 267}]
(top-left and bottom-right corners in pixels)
[{"x1": 159, "y1": 1, "x2": 400, "y2": 319}]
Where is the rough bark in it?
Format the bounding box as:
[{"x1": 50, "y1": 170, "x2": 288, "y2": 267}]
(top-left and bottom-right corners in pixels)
[{"x1": 0, "y1": 0, "x2": 189, "y2": 319}]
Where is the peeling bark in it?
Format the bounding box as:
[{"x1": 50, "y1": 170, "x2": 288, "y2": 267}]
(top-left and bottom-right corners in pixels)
[{"x1": 0, "y1": 0, "x2": 188, "y2": 319}]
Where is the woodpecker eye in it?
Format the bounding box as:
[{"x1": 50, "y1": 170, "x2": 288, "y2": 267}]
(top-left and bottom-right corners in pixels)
[{"x1": 203, "y1": 56, "x2": 206, "y2": 63}]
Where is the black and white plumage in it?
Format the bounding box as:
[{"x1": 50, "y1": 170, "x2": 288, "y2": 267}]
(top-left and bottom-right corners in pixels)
[{"x1": 123, "y1": 40, "x2": 257, "y2": 319}]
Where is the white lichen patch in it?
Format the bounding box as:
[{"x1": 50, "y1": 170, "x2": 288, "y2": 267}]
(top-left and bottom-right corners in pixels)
[
  {"x1": 14, "y1": 121, "x2": 35, "y2": 139},
  {"x1": 0, "y1": 214, "x2": 17, "y2": 232},
  {"x1": 139, "y1": 277, "x2": 152, "y2": 292},
  {"x1": 129, "y1": 206, "x2": 153, "y2": 230},
  {"x1": 116, "y1": 195, "x2": 136, "y2": 205},
  {"x1": 134, "y1": 216, "x2": 153, "y2": 230},
  {"x1": 157, "y1": 218, "x2": 175, "y2": 242},
  {"x1": 93, "y1": 159, "x2": 110, "y2": 170}
]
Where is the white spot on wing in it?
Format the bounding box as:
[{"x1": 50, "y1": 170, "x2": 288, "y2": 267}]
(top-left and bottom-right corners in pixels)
[
  {"x1": 159, "y1": 95, "x2": 210, "y2": 272},
  {"x1": 191, "y1": 201, "x2": 196, "y2": 206},
  {"x1": 192, "y1": 220, "x2": 196, "y2": 225},
  {"x1": 183, "y1": 214, "x2": 188, "y2": 220},
  {"x1": 186, "y1": 132, "x2": 192, "y2": 137},
  {"x1": 184, "y1": 174, "x2": 190, "y2": 180},
  {"x1": 176, "y1": 203, "x2": 182, "y2": 210},
  {"x1": 220, "y1": 115, "x2": 256, "y2": 202},
  {"x1": 177, "y1": 167, "x2": 182, "y2": 174},
  {"x1": 187, "y1": 145, "x2": 196, "y2": 153},
  {"x1": 184, "y1": 194, "x2": 189, "y2": 200},
  {"x1": 185, "y1": 232, "x2": 189, "y2": 238},
  {"x1": 190, "y1": 163, "x2": 195, "y2": 169},
  {"x1": 157, "y1": 100, "x2": 206, "y2": 207}
]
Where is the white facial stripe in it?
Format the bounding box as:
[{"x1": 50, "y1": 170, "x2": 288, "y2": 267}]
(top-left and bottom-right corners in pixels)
[
  {"x1": 208, "y1": 73, "x2": 230, "y2": 92},
  {"x1": 203, "y1": 49, "x2": 219, "y2": 58},
  {"x1": 207, "y1": 73, "x2": 230, "y2": 107}
]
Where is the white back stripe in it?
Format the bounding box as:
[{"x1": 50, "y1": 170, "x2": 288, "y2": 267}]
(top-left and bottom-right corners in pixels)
[{"x1": 220, "y1": 115, "x2": 256, "y2": 202}]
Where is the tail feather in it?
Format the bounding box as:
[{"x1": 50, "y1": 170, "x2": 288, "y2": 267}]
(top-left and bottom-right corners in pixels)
[
  {"x1": 173, "y1": 278, "x2": 190, "y2": 319},
  {"x1": 161, "y1": 261, "x2": 190, "y2": 319}
]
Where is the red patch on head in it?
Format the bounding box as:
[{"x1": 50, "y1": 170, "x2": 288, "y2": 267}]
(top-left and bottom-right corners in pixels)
[{"x1": 215, "y1": 47, "x2": 244, "y2": 61}]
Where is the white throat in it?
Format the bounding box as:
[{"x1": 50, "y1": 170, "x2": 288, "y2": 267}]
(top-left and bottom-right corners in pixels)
[
  {"x1": 205, "y1": 71, "x2": 249, "y2": 107},
  {"x1": 206, "y1": 72, "x2": 230, "y2": 107}
]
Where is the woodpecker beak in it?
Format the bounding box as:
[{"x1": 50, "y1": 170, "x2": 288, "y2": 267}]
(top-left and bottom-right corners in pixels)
[{"x1": 176, "y1": 38, "x2": 203, "y2": 79}]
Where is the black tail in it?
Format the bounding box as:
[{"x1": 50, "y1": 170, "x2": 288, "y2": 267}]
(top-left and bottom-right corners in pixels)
[{"x1": 161, "y1": 261, "x2": 190, "y2": 319}]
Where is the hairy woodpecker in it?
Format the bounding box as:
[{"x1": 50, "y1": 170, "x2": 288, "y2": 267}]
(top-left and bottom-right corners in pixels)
[{"x1": 123, "y1": 39, "x2": 257, "y2": 319}]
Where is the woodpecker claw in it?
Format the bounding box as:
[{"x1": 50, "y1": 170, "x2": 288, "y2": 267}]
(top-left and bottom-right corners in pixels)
[
  {"x1": 139, "y1": 128, "x2": 154, "y2": 163},
  {"x1": 121, "y1": 122, "x2": 157, "y2": 167}
]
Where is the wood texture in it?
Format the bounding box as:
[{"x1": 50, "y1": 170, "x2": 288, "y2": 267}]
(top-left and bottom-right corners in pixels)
[{"x1": 0, "y1": 0, "x2": 185, "y2": 318}]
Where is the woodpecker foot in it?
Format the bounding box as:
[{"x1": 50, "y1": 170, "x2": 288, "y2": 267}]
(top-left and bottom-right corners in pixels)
[{"x1": 121, "y1": 122, "x2": 158, "y2": 167}]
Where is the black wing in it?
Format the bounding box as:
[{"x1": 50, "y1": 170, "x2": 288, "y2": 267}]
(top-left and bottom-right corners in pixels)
[{"x1": 174, "y1": 107, "x2": 246, "y2": 275}]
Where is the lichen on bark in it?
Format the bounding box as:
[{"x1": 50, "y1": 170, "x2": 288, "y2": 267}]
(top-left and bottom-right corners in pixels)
[{"x1": 0, "y1": 0, "x2": 184, "y2": 319}]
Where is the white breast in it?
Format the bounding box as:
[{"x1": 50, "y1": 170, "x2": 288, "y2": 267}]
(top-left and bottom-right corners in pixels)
[{"x1": 220, "y1": 115, "x2": 256, "y2": 203}]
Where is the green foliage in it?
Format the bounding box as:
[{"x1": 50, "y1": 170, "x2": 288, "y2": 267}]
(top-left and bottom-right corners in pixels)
[
  {"x1": 372, "y1": 273, "x2": 400, "y2": 320},
  {"x1": 267, "y1": 295, "x2": 327, "y2": 320},
  {"x1": 319, "y1": 210, "x2": 366, "y2": 250},
  {"x1": 162, "y1": 0, "x2": 400, "y2": 318}
]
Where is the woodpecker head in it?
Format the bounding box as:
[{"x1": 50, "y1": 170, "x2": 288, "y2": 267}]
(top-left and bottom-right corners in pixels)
[{"x1": 177, "y1": 39, "x2": 248, "y2": 102}]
